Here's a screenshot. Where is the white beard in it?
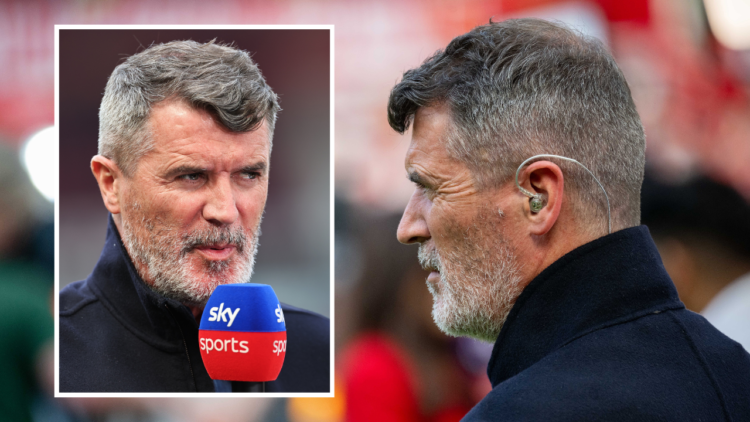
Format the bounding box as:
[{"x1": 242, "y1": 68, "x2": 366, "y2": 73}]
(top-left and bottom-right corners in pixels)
[
  {"x1": 120, "y1": 202, "x2": 260, "y2": 307},
  {"x1": 418, "y1": 206, "x2": 524, "y2": 342}
]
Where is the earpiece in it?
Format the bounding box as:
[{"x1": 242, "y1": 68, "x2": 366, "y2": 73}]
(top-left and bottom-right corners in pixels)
[
  {"x1": 529, "y1": 195, "x2": 544, "y2": 213},
  {"x1": 514, "y1": 154, "x2": 612, "y2": 234}
]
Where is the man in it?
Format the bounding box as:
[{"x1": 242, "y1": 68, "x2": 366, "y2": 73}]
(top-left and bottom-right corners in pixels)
[
  {"x1": 389, "y1": 19, "x2": 750, "y2": 420},
  {"x1": 60, "y1": 40, "x2": 329, "y2": 393}
]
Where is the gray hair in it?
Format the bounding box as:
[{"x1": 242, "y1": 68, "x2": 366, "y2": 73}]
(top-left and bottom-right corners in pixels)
[
  {"x1": 99, "y1": 39, "x2": 280, "y2": 176},
  {"x1": 388, "y1": 19, "x2": 645, "y2": 231}
]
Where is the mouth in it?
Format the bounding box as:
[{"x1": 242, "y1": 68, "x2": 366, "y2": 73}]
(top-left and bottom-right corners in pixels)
[
  {"x1": 426, "y1": 269, "x2": 441, "y2": 284},
  {"x1": 418, "y1": 243, "x2": 442, "y2": 284},
  {"x1": 193, "y1": 244, "x2": 236, "y2": 261}
]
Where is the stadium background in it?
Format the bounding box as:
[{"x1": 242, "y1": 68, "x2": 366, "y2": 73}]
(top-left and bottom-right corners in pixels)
[{"x1": 1, "y1": 0, "x2": 749, "y2": 421}]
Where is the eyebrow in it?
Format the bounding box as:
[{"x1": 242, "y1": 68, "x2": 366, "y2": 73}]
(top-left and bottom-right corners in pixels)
[
  {"x1": 240, "y1": 162, "x2": 267, "y2": 173},
  {"x1": 164, "y1": 165, "x2": 207, "y2": 179},
  {"x1": 164, "y1": 162, "x2": 268, "y2": 179}
]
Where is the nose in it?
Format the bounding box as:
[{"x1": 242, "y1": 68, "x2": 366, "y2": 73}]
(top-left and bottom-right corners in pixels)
[
  {"x1": 202, "y1": 176, "x2": 239, "y2": 226},
  {"x1": 397, "y1": 190, "x2": 430, "y2": 244}
]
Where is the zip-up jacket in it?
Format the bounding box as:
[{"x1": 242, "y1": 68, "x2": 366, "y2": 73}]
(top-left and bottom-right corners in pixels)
[
  {"x1": 464, "y1": 226, "x2": 750, "y2": 421},
  {"x1": 60, "y1": 215, "x2": 329, "y2": 392}
]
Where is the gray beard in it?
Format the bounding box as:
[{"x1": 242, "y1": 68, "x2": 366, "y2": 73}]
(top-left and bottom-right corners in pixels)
[
  {"x1": 417, "y1": 208, "x2": 524, "y2": 343},
  {"x1": 120, "y1": 208, "x2": 260, "y2": 307}
]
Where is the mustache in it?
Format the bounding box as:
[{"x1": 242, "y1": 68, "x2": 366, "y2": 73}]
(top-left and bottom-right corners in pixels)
[
  {"x1": 181, "y1": 226, "x2": 250, "y2": 256},
  {"x1": 418, "y1": 243, "x2": 441, "y2": 272}
]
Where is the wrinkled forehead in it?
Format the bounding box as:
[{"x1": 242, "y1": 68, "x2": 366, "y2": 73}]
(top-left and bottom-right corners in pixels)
[
  {"x1": 149, "y1": 98, "x2": 273, "y2": 140},
  {"x1": 121, "y1": 101, "x2": 270, "y2": 179},
  {"x1": 142, "y1": 100, "x2": 271, "y2": 159}
]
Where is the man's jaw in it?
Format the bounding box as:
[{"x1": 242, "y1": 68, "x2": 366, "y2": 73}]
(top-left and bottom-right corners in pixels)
[{"x1": 119, "y1": 211, "x2": 261, "y2": 318}]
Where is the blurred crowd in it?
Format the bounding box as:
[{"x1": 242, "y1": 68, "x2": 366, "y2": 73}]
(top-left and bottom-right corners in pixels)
[
  {"x1": 2, "y1": 0, "x2": 749, "y2": 421},
  {"x1": 0, "y1": 143, "x2": 54, "y2": 422}
]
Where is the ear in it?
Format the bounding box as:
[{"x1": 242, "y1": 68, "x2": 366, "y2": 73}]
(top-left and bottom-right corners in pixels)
[
  {"x1": 91, "y1": 155, "x2": 125, "y2": 215},
  {"x1": 518, "y1": 160, "x2": 564, "y2": 236}
]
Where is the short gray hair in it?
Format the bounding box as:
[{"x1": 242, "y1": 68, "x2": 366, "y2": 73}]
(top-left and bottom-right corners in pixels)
[
  {"x1": 99, "y1": 39, "x2": 280, "y2": 176},
  {"x1": 388, "y1": 19, "x2": 645, "y2": 231}
]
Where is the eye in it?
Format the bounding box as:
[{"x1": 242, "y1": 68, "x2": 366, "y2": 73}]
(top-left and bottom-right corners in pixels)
[
  {"x1": 179, "y1": 173, "x2": 203, "y2": 182},
  {"x1": 412, "y1": 182, "x2": 437, "y2": 200},
  {"x1": 240, "y1": 171, "x2": 259, "y2": 180},
  {"x1": 411, "y1": 179, "x2": 429, "y2": 192}
]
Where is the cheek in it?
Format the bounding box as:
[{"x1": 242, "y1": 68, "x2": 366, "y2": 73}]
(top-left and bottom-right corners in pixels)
[
  {"x1": 428, "y1": 204, "x2": 488, "y2": 255},
  {"x1": 123, "y1": 188, "x2": 157, "y2": 221},
  {"x1": 124, "y1": 181, "x2": 191, "y2": 222},
  {"x1": 235, "y1": 188, "x2": 268, "y2": 226},
  {"x1": 426, "y1": 202, "x2": 460, "y2": 239},
  {"x1": 147, "y1": 194, "x2": 204, "y2": 227}
]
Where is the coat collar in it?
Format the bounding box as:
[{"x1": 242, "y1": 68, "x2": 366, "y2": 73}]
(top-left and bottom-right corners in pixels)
[
  {"x1": 85, "y1": 215, "x2": 198, "y2": 351},
  {"x1": 487, "y1": 226, "x2": 684, "y2": 386}
]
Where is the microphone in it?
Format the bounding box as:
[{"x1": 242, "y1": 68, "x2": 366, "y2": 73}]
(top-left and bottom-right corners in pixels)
[{"x1": 198, "y1": 283, "x2": 286, "y2": 382}]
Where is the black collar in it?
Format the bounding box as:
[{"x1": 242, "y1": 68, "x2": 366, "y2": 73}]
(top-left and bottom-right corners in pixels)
[
  {"x1": 86, "y1": 215, "x2": 198, "y2": 351},
  {"x1": 488, "y1": 226, "x2": 684, "y2": 386}
]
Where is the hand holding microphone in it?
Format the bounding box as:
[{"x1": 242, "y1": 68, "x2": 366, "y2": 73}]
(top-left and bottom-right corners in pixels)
[{"x1": 198, "y1": 283, "x2": 286, "y2": 382}]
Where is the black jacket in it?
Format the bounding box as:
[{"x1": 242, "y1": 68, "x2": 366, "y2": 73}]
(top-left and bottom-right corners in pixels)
[
  {"x1": 464, "y1": 226, "x2": 750, "y2": 421},
  {"x1": 60, "y1": 216, "x2": 330, "y2": 393}
]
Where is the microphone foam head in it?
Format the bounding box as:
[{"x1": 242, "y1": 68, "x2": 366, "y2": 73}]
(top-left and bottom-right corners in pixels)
[{"x1": 199, "y1": 283, "x2": 286, "y2": 382}]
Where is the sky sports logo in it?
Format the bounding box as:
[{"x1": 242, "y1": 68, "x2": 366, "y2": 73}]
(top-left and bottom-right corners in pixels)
[
  {"x1": 207, "y1": 303, "x2": 240, "y2": 327},
  {"x1": 200, "y1": 303, "x2": 287, "y2": 355},
  {"x1": 206, "y1": 303, "x2": 284, "y2": 327},
  {"x1": 275, "y1": 304, "x2": 284, "y2": 323},
  {"x1": 200, "y1": 336, "x2": 287, "y2": 356},
  {"x1": 200, "y1": 337, "x2": 250, "y2": 354},
  {"x1": 273, "y1": 340, "x2": 286, "y2": 356},
  {"x1": 198, "y1": 284, "x2": 286, "y2": 381}
]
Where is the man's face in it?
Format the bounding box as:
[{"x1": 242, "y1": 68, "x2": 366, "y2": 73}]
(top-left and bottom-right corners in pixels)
[
  {"x1": 117, "y1": 100, "x2": 270, "y2": 307},
  {"x1": 397, "y1": 105, "x2": 524, "y2": 342}
]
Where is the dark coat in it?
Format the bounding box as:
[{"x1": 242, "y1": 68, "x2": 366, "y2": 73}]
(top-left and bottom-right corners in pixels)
[
  {"x1": 60, "y1": 216, "x2": 330, "y2": 393},
  {"x1": 464, "y1": 226, "x2": 750, "y2": 421}
]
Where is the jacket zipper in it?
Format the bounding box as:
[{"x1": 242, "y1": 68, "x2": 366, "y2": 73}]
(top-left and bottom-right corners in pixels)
[{"x1": 165, "y1": 303, "x2": 198, "y2": 391}]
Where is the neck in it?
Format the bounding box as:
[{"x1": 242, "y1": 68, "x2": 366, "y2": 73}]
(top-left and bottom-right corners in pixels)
[{"x1": 522, "y1": 218, "x2": 607, "y2": 287}]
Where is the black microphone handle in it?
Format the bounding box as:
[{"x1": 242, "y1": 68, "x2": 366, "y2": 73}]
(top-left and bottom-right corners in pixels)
[{"x1": 230, "y1": 381, "x2": 266, "y2": 392}]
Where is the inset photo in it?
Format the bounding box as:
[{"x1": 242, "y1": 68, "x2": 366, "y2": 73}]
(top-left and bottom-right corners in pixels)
[{"x1": 56, "y1": 26, "x2": 332, "y2": 396}]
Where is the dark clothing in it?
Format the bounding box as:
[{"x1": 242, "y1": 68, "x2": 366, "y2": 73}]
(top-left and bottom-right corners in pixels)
[
  {"x1": 464, "y1": 226, "x2": 750, "y2": 421},
  {"x1": 60, "y1": 216, "x2": 329, "y2": 393}
]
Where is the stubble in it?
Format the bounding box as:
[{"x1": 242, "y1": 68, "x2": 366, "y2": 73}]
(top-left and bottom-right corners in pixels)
[
  {"x1": 418, "y1": 204, "x2": 524, "y2": 343},
  {"x1": 120, "y1": 200, "x2": 260, "y2": 307}
]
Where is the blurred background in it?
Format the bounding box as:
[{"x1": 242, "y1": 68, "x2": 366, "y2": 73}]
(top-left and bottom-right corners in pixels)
[{"x1": 2, "y1": 0, "x2": 749, "y2": 421}]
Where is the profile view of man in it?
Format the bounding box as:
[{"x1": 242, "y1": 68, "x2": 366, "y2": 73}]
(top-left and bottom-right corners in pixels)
[
  {"x1": 60, "y1": 40, "x2": 329, "y2": 392},
  {"x1": 389, "y1": 19, "x2": 750, "y2": 420}
]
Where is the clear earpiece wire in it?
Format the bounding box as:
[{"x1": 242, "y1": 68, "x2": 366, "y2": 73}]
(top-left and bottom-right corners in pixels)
[{"x1": 514, "y1": 154, "x2": 611, "y2": 234}]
